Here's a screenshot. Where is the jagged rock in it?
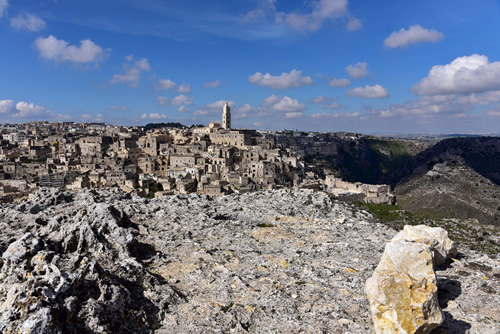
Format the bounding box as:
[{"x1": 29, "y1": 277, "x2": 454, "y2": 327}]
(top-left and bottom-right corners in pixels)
[
  {"x1": 392, "y1": 225, "x2": 457, "y2": 266},
  {"x1": 366, "y1": 241, "x2": 443, "y2": 334},
  {"x1": 0, "y1": 188, "x2": 498, "y2": 333}
]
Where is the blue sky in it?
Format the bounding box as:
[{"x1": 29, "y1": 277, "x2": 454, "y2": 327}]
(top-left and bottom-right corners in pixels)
[{"x1": 1, "y1": 0, "x2": 500, "y2": 134}]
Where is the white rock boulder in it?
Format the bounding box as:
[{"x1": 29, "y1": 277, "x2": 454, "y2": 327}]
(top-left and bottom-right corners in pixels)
[{"x1": 366, "y1": 241, "x2": 443, "y2": 334}]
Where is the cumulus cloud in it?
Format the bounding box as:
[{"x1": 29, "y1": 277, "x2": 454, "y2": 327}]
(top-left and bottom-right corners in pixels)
[
  {"x1": 345, "y1": 84, "x2": 389, "y2": 98},
  {"x1": 110, "y1": 56, "x2": 150, "y2": 87},
  {"x1": 195, "y1": 100, "x2": 235, "y2": 116},
  {"x1": 170, "y1": 95, "x2": 193, "y2": 106},
  {"x1": 345, "y1": 62, "x2": 369, "y2": 78},
  {"x1": 157, "y1": 96, "x2": 169, "y2": 105},
  {"x1": 276, "y1": 0, "x2": 348, "y2": 32},
  {"x1": 141, "y1": 113, "x2": 167, "y2": 120},
  {"x1": 203, "y1": 80, "x2": 222, "y2": 88},
  {"x1": 312, "y1": 96, "x2": 341, "y2": 109},
  {"x1": 312, "y1": 96, "x2": 328, "y2": 104},
  {"x1": 384, "y1": 25, "x2": 444, "y2": 48},
  {"x1": 311, "y1": 111, "x2": 359, "y2": 118},
  {"x1": 233, "y1": 103, "x2": 270, "y2": 118},
  {"x1": 13, "y1": 101, "x2": 52, "y2": 118},
  {"x1": 285, "y1": 111, "x2": 303, "y2": 118},
  {"x1": 272, "y1": 96, "x2": 305, "y2": 113},
  {"x1": 0, "y1": 99, "x2": 72, "y2": 120},
  {"x1": 412, "y1": 54, "x2": 500, "y2": 96},
  {"x1": 35, "y1": 35, "x2": 108, "y2": 64},
  {"x1": 0, "y1": 99, "x2": 14, "y2": 113},
  {"x1": 328, "y1": 77, "x2": 351, "y2": 87},
  {"x1": 157, "y1": 78, "x2": 192, "y2": 93},
  {"x1": 248, "y1": 69, "x2": 314, "y2": 89},
  {"x1": 323, "y1": 101, "x2": 341, "y2": 109},
  {"x1": 262, "y1": 94, "x2": 282, "y2": 106},
  {"x1": 157, "y1": 95, "x2": 193, "y2": 106},
  {"x1": 107, "y1": 105, "x2": 129, "y2": 111},
  {"x1": 0, "y1": 0, "x2": 8, "y2": 18},
  {"x1": 11, "y1": 13, "x2": 46, "y2": 31},
  {"x1": 378, "y1": 94, "x2": 485, "y2": 118},
  {"x1": 347, "y1": 18, "x2": 362, "y2": 31}
]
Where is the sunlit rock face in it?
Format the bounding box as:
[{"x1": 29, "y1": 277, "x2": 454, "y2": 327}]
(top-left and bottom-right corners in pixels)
[
  {"x1": 366, "y1": 240, "x2": 443, "y2": 334},
  {"x1": 392, "y1": 225, "x2": 457, "y2": 266}
]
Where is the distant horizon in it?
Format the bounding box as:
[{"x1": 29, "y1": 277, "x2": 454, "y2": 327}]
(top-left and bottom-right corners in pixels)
[
  {"x1": 2, "y1": 119, "x2": 499, "y2": 138},
  {"x1": 1, "y1": 1, "x2": 500, "y2": 133}
]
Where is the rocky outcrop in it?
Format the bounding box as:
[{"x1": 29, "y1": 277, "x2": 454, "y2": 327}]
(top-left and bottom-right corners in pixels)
[
  {"x1": 0, "y1": 188, "x2": 499, "y2": 333},
  {"x1": 366, "y1": 225, "x2": 459, "y2": 334}
]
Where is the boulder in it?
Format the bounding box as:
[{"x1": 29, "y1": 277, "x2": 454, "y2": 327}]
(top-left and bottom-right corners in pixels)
[
  {"x1": 366, "y1": 241, "x2": 443, "y2": 334},
  {"x1": 392, "y1": 225, "x2": 457, "y2": 266}
]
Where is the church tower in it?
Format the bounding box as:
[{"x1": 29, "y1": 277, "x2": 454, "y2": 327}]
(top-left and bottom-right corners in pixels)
[{"x1": 222, "y1": 101, "x2": 231, "y2": 129}]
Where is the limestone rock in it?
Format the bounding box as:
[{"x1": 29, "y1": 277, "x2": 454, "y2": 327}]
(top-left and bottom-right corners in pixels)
[
  {"x1": 366, "y1": 241, "x2": 443, "y2": 334},
  {"x1": 392, "y1": 225, "x2": 457, "y2": 266},
  {"x1": 0, "y1": 188, "x2": 498, "y2": 333}
]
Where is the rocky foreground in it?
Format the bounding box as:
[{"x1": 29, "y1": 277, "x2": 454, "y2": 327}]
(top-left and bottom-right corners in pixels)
[{"x1": 0, "y1": 188, "x2": 498, "y2": 333}]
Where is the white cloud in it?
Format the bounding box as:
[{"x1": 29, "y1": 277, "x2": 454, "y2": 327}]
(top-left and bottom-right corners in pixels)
[
  {"x1": 195, "y1": 100, "x2": 235, "y2": 116},
  {"x1": 312, "y1": 96, "x2": 341, "y2": 109},
  {"x1": 272, "y1": 96, "x2": 305, "y2": 112},
  {"x1": 378, "y1": 94, "x2": 481, "y2": 118},
  {"x1": 412, "y1": 54, "x2": 500, "y2": 96},
  {"x1": 262, "y1": 94, "x2": 282, "y2": 106},
  {"x1": 203, "y1": 80, "x2": 222, "y2": 88},
  {"x1": 328, "y1": 77, "x2": 351, "y2": 87},
  {"x1": 157, "y1": 95, "x2": 193, "y2": 106},
  {"x1": 276, "y1": 0, "x2": 348, "y2": 32},
  {"x1": 347, "y1": 18, "x2": 362, "y2": 31},
  {"x1": 345, "y1": 84, "x2": 389, "y2": 98},
  {"x1": 157, "y1": 79, "x2": 177, "y2": 90},
  {"x1": 241, "y1": 0, "x2": 276, "y2": 23},
  {"x1": 157, "y1": 96, "x2": 169, "y2": 105},
  {"x1": 177, "y1": 83, "x2": 191, "y2": 93},
  {"x1": 170, "y1": 94, "x2": 193, "y2": 106},
  {"x1": 0, "y1": 0, "x2": 8, "y2": 18},
  {"x1": 35, "y1": 35, "x2": 108, "y2": 64},
  {"x1": 141, "y1": 113, "x2": 167, "y2": 120},
  {"x1": 11, "y1": 13, "x2": 46, "y2": 31},
  {"x1": 13, "y1": 101, "x2": 52, "y2": 118},
  {"x1": 157, "y1": 78, "x2": 192, "y2": 93},
  {"x1": 345, "y1": 62, "x2": 369, "y2": 78},
  {"x1": 285, "y1": 111, "x2": 303, "y2": 118},
  {"x1": 178, "y1": 105, "x2": 192, "y2": 113},
  {"x1": 486, "y1": 110, "x2": 500, "y2": 117},
  {"x1": 248, "y1": 69, "x2": 314, "y2": 89},
  {"x1": 0, "y1": 99, "x2": 72, "y2": 120},
  {"x1": 0, "y1": 99, "x2": 14, "y2": 113},
  {"x1": 323, "y1": 101, "x2": 341, "y2": 109},
  {"x1": 110, "y1": 56, "x2": 150, "y2": 87},
  {"x1": 313, "y1": 96, "x2": 328, "y2": 104},
  {"x1": 108, "y1": 105, "x2": 129, "y2": 111},
  {"x1": 311, "y1": 111, "x2": 359, "y2": 118},
  {"x1": 384, "y1": 25, "x2": 444, "y2": 48}
]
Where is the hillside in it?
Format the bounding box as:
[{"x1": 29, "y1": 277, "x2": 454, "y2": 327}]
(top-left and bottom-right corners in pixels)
[
  {"x1": 0, "y1": 188, "x2": 498, "y2": 333},
  {"x1": 395, "y1": 162, "x2": 500, "y2": 227}
]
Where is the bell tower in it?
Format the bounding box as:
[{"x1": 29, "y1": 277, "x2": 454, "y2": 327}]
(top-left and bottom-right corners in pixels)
[{"x1": 222, "y1": 101, "x2": 231, "y2": 129}]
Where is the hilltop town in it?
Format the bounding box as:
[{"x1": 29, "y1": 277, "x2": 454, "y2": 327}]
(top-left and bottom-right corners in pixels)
[{"x1": 0, "y1": 103, "x2": 393, "y2": 203}]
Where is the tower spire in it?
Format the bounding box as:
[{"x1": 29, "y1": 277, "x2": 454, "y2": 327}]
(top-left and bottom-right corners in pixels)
[{"x1": 222, "y1": 101, "x2": 231, "y2": 130}]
